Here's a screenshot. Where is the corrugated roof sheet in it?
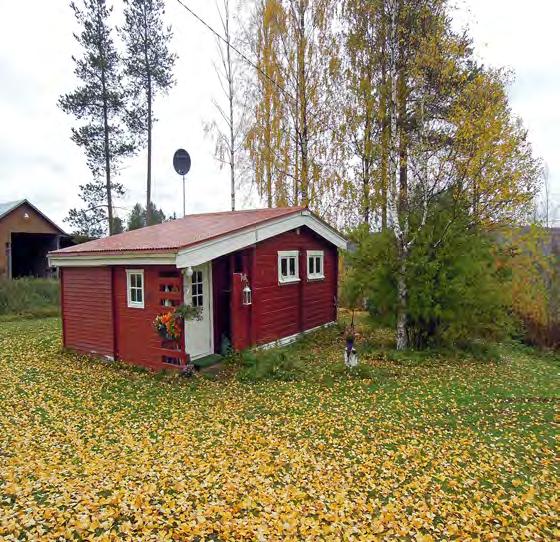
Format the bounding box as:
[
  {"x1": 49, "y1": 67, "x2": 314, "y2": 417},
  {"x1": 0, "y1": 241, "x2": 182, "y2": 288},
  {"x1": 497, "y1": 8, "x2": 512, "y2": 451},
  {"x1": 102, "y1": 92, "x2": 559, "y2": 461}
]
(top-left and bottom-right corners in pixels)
[{"x1": 51, "y1": 207, "x2": 306, "y2": 256}]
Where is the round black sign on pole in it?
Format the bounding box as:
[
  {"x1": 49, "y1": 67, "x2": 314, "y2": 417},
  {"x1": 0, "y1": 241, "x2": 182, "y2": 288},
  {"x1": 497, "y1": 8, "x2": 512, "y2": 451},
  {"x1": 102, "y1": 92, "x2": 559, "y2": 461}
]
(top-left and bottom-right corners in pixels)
[
  {"x1": 173, "y1": 149, "x2": 191, "y2": 176},
  {"x1": 173, "y1": 149, "x2": 191, "y2": 216}
]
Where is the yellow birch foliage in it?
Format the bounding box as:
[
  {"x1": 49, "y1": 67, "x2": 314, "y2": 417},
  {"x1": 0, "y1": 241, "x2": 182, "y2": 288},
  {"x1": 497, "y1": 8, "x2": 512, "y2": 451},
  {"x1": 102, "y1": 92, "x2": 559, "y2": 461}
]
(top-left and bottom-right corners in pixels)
[{"x1": 450, "y1": 69, "x2": 541, "y2": 226}]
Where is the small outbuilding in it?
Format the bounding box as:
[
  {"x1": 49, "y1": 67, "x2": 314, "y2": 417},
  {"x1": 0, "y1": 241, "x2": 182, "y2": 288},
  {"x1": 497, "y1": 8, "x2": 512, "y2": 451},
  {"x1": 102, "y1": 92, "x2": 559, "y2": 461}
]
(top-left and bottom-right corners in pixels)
[
  {"x1": 0, "y1": 199, "x2": 69, "y2": 279},
  {"x1": 48, "y1": 207, "x2": 347, "y2": 370}
]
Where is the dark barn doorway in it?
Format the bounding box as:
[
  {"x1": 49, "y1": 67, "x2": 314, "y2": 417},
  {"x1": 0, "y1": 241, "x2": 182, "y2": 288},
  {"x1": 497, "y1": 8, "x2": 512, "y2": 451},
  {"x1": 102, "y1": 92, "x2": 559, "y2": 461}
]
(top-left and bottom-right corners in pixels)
[{"x1": 10, "y1": 232, "x2": 60, "y2": 278}]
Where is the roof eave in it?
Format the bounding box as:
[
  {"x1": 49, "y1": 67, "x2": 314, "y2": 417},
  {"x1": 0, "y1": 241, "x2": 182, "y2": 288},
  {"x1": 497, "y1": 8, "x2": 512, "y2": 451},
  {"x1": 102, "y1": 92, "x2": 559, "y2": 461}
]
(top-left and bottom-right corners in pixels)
[
  {"x1": 48, "y1": 251, "x2": 177, "y2": 268},
  {"x1": 48, "y1": 208, "x2": 347, "y2": 268}
]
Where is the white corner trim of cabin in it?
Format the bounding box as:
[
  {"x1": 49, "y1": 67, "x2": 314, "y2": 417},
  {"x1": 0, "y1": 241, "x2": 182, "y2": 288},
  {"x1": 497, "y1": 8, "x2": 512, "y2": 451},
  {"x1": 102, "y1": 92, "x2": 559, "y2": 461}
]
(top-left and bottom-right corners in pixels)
[{"x1": 256, "y1": 321, "x2": 337, "y2": 351}]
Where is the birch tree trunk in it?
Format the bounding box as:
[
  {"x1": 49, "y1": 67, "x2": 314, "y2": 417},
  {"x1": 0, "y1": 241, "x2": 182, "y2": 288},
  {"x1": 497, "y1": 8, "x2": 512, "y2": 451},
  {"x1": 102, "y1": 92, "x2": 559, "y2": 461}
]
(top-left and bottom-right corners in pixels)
[
  {"x1": 396, "y1": 241, "x2": 408, "y2": 350},
  {"x1": 387, "y1": 0, "x2": 409, "y2": 350}
]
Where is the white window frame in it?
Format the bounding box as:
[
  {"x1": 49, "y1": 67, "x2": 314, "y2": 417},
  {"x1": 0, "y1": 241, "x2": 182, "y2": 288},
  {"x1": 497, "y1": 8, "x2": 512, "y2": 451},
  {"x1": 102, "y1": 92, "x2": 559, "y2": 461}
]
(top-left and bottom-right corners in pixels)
[
  {"x1": 278, "y1": 250, "x2": 300, "y2": 284},
  {"x1": 307, "y1": 250, "x2": 325, "y2": 280},
  {"x1": 191, "y1": 269, "x2": 204, "y2": 308},
  {"x1": 126, "y1": 269, "x2": 145, "y2": 309}
]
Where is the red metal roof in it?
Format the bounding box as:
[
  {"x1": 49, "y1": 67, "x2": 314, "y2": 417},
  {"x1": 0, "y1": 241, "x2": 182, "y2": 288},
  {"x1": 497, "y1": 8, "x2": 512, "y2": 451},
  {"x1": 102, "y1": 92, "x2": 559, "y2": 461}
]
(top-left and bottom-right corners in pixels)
[{"x1": 51, "y1": 207, "x2": 306, "y2": 256}]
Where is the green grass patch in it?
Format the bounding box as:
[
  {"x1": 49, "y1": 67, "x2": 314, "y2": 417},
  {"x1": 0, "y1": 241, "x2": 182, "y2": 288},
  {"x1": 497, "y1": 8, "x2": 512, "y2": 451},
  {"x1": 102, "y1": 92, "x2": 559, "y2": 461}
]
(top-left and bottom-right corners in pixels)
[
  {"x1": 0, "y1": 277, "x2": 59, "y2": 319},
  {"x1": 194, "y1": 353, "x2": 223, "y2": 369},
  {"x1": 236, "y1": 348, "x2": 305, "y2": 382}
]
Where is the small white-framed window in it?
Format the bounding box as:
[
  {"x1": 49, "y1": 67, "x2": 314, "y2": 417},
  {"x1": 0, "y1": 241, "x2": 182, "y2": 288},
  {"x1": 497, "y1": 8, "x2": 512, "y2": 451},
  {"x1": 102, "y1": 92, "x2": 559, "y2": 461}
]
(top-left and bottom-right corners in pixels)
[
  {"x1": 126, "y1": 269, "x2": 144, "y2": 308},
  {"x1": 191, "y1": 270, "x2": 204, "y2": 308},
  {"x1": 278, "y1": 250, "x2": 300, "y2": 284},
  {"x1": 307, "y1": 250, "x2": 325, "y2": 280}
]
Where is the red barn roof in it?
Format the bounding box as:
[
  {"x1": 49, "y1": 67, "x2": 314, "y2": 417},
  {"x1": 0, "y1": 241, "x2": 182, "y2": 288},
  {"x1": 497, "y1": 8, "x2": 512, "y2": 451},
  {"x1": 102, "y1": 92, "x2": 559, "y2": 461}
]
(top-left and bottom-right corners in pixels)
[{"x1": 51, "y1": 207, "x2": 307, "y2": 256}]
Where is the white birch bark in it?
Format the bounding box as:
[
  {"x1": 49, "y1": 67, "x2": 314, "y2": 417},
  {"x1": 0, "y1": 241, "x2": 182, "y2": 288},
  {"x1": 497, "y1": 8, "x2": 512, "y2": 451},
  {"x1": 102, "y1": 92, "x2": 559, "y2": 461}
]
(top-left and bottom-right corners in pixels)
[{"x1": 385, "y1": 0, "x2": 409, "y2": 350}]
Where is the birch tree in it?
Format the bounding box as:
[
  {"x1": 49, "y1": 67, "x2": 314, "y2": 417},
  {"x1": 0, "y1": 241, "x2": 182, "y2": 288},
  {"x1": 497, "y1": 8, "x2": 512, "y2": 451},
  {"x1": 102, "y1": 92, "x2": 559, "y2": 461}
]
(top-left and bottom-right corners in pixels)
[
  {"x1": 380, "y1": 0, "x2": 540, "y2": 349},
  {"x1": 246, "y1": 0, "x2": 341, "y2": 217},
  {"x1": 205, "y1": 0, "x2": 250, "y2": 211},
  {"x1": 245, "y1": 0, "x2": 291, "y2": 207},
  {"x1": 341, "y1": 0, "x2": 386, "y2": 227}
]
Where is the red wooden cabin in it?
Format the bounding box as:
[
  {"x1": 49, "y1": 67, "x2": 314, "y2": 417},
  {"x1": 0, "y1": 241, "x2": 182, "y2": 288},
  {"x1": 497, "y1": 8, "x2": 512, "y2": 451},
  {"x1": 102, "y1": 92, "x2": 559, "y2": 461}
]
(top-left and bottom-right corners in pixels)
[{"x1": 48, "y1": 207, "x2": 347, "y2": 370}]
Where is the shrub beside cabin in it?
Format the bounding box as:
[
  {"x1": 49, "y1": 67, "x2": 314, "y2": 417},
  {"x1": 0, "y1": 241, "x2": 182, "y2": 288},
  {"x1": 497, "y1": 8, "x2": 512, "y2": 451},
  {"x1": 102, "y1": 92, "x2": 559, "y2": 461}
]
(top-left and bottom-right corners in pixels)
[{"x1": 48, "y1": 207, "x2": 347, "y2": 370}]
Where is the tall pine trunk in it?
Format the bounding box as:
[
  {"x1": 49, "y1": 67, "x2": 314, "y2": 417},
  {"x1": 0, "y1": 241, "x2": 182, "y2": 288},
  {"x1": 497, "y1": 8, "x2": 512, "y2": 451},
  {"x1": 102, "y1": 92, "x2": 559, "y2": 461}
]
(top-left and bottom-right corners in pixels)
[
  {"x1": 101, "y1": 67, "x2": 114, "y2": 235},
  {"x1": 146, "y1": 72, "x2": 153, "y2": 225},
  {"x1": 122, "y1": 0, "x2": 176, "y2": 227}
]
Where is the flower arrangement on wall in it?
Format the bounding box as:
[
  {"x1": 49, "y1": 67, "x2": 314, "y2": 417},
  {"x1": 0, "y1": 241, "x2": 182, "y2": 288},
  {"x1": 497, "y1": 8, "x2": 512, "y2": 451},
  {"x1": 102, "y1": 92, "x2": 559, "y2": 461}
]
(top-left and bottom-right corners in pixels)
[{"x1": 153, "y1": 304, "x2": 202, "y2": 342}]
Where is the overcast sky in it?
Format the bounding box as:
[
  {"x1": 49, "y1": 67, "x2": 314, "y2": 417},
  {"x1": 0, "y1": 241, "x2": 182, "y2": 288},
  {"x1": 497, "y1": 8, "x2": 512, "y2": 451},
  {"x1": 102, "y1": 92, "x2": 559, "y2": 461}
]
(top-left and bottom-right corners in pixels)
[{"x1": 0, "y1": 0, "x2": 558, "y2": 230}]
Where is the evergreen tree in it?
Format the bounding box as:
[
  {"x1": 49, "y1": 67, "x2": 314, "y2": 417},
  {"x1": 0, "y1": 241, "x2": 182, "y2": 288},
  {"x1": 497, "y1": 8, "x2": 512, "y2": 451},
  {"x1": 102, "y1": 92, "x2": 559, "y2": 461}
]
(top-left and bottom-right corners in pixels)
[
  {"x1": 121, "y1": 0, "x2": 176, "y2": 226},
  {"x1": 126, "y1": 202, "x2": 166, "y2": 230},
  {"x1": 344, "y1": 195, "x2": 512, "y2": 348},
  {"x1": 112, "y1": 216, "x2": 125, "y2": 234},
  {"x1": 59, "y1": 0, "x2": 134, "y2": 236},
  {"x1": 127, "y1": 203, "x2": 145, "y2": 231}
]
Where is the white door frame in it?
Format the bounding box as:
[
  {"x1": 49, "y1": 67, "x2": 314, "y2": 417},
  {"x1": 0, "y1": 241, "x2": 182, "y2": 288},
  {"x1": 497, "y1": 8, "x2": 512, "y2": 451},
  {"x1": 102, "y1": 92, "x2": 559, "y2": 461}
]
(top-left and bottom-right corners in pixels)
[{"x1": 183, "y1": 262, "x2": 214, "y2": 360}]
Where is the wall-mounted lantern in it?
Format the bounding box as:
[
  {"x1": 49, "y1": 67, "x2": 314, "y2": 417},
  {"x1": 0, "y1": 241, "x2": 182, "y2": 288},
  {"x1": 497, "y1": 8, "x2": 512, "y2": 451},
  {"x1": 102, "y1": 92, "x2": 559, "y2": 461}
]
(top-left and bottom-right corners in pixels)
[
  {"x1": 241, "y1": 274, "x2": 252, "y2": 306},
  {"x1": 242, "y1": 284, "x2": 252, "y2": 306}
]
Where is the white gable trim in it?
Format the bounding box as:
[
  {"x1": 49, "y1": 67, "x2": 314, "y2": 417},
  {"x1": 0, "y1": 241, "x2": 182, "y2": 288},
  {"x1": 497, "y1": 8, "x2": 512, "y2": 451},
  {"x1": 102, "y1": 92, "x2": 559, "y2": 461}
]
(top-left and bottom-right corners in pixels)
[{"x1": 175, "y1": 211, "x2": 347, "y2": 268}]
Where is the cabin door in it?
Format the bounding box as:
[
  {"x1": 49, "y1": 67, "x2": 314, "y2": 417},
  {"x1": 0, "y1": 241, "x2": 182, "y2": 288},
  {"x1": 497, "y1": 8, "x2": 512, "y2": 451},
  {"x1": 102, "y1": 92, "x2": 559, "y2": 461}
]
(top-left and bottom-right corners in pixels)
[{"x1": 184, "y1": 262, "x2": 213, "y2": 360}]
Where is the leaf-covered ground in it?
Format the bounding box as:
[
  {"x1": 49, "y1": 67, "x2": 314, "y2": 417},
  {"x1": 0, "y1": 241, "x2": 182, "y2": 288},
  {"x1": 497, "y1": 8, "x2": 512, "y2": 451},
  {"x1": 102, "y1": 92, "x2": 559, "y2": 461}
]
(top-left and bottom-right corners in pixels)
[{"x1": 0, "y1": 318, "x2": 558, "y2": 541}]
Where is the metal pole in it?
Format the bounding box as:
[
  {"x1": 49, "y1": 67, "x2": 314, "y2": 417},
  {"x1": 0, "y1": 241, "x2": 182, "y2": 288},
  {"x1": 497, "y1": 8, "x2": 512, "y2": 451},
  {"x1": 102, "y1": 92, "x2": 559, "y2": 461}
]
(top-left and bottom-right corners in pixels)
[{"x1": 182, "y1": 174, "x2": 186, "y2": 217}]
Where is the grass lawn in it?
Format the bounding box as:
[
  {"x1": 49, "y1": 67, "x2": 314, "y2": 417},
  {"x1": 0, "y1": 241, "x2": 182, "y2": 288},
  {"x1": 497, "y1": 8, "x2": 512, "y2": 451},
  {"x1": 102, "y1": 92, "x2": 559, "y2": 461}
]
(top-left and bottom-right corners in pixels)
[
  {"x1": 0, "y1": 278, "x2": 59, "y2": 321},
  {"x1": 0, "y1": 317, "x2": 558, "y2": 541}
]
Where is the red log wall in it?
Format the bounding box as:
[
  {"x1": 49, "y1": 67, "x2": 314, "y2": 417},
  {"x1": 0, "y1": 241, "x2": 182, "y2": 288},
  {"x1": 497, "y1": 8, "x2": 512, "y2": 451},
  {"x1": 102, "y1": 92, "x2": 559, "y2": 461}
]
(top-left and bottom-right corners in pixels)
[
  {"x1": 61, "y1": 265, "x2": 185, "y2": 370},
  {"x1": 60, "y1": 267, "x2": 115, "y2": 358},
  {"x1": 232, "y1": 227, "x2": 338, "y2": 349},
  {"x1": 113, "y1": 265, "x2": 184, "y2": 370},
  {"x1": 61, "y1": 227, "x2": 338, "y2": 365}
]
